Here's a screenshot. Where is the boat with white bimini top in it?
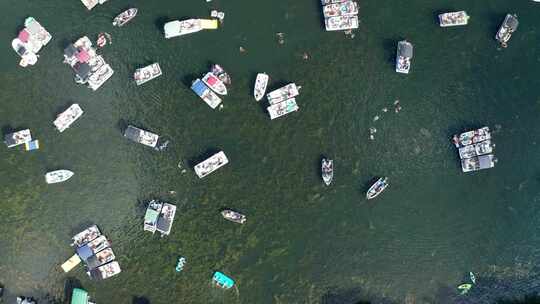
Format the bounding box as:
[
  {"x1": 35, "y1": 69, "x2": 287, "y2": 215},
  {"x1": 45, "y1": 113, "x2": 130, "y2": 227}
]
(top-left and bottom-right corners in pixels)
[
  {"x1": 254, "y1": 73, "x2": 269, "y2": 101},
  {"x1": 4, "y1": 129, "x2": 32, "y2": 148},
  {"x1": 396, "y1": 40, "x2": 413, "y2": 74},
  {"x1": 323, "y1": 1, "x2": 358, "y2": 18},
  {"x1": 458, "y1": 140, "x2": 494, "y2": 159},
  {"x1": 113, "y1": 8, "x2": 138, "y2": 27},
  {"x1": 134, "y1": 63, "x2": 162, "y2": 86},
  {"x1": 143, "y1": 200, "x2": 177, "y2": 236},
  {"x1": 211, "y1": 64, "x2": 231, "y2": 85},
  {"x1": 123, "y1": 125, "x2": 159, "y2": 148},
  {"x1": 202, "y1": 72, "x2": 228, "y2": 95},
  {"x1": 12, "y1": 17, "x2": 51, "y2": 67},
  {"x1": 321, "y1": 0, "x2": 348, "y2": 5},
  {"x1": 88, "y1": 261, "x2": 121, "y2": 280},
  {"x1": 461, "y1": 154, "x2": 497, "y2": 173},
  {"x1": 221, "y1": 210, "x2": 247, "y2": 224},
  {"x1": 366, "y1": 177, "x2": 388, "y2": 200},
  {"x1": 45, "y1": 170, "x2": 74, "y2": 184},
  {"x1": 452, "y1": 126, "x2": 491, "y2": 148},
  {"x1": 267, "y1": 98, "x2": 299, "y2": 120},
  {"x1": 71, "y1": 225, "x2": 101, "y2": 247},
  {"x1": 86, "y1": 247, "x2": 115, "y2": 270},
  {"x1": 84, "y1": 235, "x2": 111, "y2": 254},
  {"x1": 496, "y1": 14, "x2": 519, "y2": 48},
  {"x1": 54, "y1": 104, "x2": 83, "y2": 132},
  {"x1": 266, "y1": 83, "x2": 300, "y2": 105},
  {"x1": 191, "y1": 79, "x2": 222, "y2": 109},
  {"x1": 194, "y1": 151, "x2": 229, "y2": 178},
  {"x1": 325, "y1": 15, "x2": 359, "y2": 31},
  {"x1": 164, "y1": 19, "x2": 218, "y2": 39},
  {"x1": 321, "y1": 158, "x2": 334, "y2": 186},
  {"x1": 438, "y1": 11, "x2": 470, "y2": 27}
]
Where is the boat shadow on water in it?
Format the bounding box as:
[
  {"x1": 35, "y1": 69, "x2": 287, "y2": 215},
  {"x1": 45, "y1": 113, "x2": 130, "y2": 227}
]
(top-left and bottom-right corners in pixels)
[
  {"x1": 181, "y1": 73, "x2": 199, "y2": 88},
  {"x1": 154, "y1": 16, "x2": 171, "y2": 33},
  {"x1": 382, "y1": 38, "x2": 401, "y2": 66}
]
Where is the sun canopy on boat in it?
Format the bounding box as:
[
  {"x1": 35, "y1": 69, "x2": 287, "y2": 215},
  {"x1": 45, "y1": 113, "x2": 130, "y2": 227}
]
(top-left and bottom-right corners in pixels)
[
  {"x1": 213, "y1": 271, "x2": 235, "y2": 289},
  {"x1": 76, "y1": 244, "x2": 94, "y2": 261},
  {"x1": 144, "y1": 208, "x2": 159, "y2": 224},
  {"x1": 478, "y1": 155, "x2": 493, "y2": 169},
  {"x1": 191, "y1": 79, "x2": 208, "y2": 96},
  {"x1": 507, "y1": 16, "x2": 519, "y2": 31},
  {"x1": 71, "y1": 288, "x2": 88, "y2": 304},
  {"x1": 64, "y1": 44, "x2": 78, "y2": 57},
  {"x1": 399, "y1": 42, "x2": 413, "y2": 58}
]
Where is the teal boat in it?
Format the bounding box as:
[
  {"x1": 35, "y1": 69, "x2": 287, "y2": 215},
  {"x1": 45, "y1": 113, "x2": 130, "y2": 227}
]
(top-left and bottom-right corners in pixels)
[
  {"x1": 71, "y1": 288, "x2": 90, "y2": 304},
  {"x1": 212, "y1": 271, "x2": 235, "y2": 289},
  {"x1": 175, "y1": 257, "x2": 186, "y2": 272}
]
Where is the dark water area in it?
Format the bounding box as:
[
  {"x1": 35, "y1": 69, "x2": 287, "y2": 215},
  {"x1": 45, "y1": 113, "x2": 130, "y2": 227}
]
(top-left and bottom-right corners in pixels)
[{"x1": 1, "y1": 0, "x2": 540, "y2": 303}]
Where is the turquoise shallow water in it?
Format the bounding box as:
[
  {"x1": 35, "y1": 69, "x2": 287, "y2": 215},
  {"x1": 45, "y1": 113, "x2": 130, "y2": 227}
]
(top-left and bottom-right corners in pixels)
[{"x1": 2, "y1": 0, "x2": 540, "y2": 303}]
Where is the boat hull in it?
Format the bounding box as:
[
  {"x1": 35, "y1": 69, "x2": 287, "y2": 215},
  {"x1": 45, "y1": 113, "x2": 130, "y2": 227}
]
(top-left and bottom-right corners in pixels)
[
  {"x1": 221, "y1": 210, "x2": 246, "y2": 224},
  {"x1": 254, "y1": 73, "x2": 269, "y2": 101},
  {"x1": 113, "y1": 8, "x2": 138, "y2": 27},
  {"x1": 321, "y1": 159, "x2": 333, "y2": 186},
  {"x1": 366, "y1": 177, "x2": 388, "y2": 200},
  {"x1": 45, "y1": 170, "x2": 74, "y2": 184},
  {"x1": 202, "y1": 72, "x2": 227, "y2": 95}
]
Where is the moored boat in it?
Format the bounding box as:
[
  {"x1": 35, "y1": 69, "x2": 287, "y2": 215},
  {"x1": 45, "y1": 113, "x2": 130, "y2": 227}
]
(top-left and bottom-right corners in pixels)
[
  {"x1": 164, "y1": 19, "x2": 202, "y2": 38},
  {"x1": 123, "y1": 125, "x2": 159, "y2": 148},
  {"x1": 134, "y1": 63, "x2": 162, "y2": 86},
  {"x1": 54, "y1": 104, "x2": 84, "y2": 132},
  {"x1": 366, "y1": 177, "x2": 388, "y2": 200},
  {"x1": 211, "y1": 64, "x2": 232, "y2": 85},
  {"x1": 212, "y1": 271, "x2": 235, "y2": 289},
  {"x1": 266, "y1": 83, "x2": 300, "y2": 105},
  {"x1": 321, "y1": 0, "x2": 348, "y2": 5},
  {"x1": 194, "y1": 151, "x2": 229, "y2": 178},
  {"x1": 202, "y1": 72, "x2": 228, "y2": 95},
  {"x1": 438, "y1": 11, "x2": 469, "y2": 27},
  {"x1": 396, "y1": 40, "x2": 413, "y2": 74},
  {"x1": 461, "y1": 154, "x2": 496, "y2": 173},
  {"x1": 112, "y1": 8, "x2": 138, "y2": 27},
  {"x1": 4, "y1": 129, "x2": 32, "y2": 148},
  {"x1": 267, "y1": 98, "x2": 299, "y2": 120},
  {"x1": 496, "y1": 14, "x2": 518, "y2": 48},
  {"x1": 88, "y1": 261, "x2": 121, "y2": 280},
  {"x1": 12, "y1": 17, "x2": 52, "y2": 67},
  {"x1": 86, "y1": 247, "x2": 115, "y2": 270},
  {"x1": 191, "y1": 79, "x2": 222, "y2": 109},
  {"x1": 45, "y1": 170, "x2": 74, "y2": 184},
  {"x1": 325, "y1": 15, "x2": 359, "y2": 31},
  {"x1": 321, "y1": 158, "x2": 333, "y2": 186},
  {"x1": 221, "y1": 210, "x2": 246, "y2": 224},
  {"x1": 85, "y1": 235, "x2": 111, "y2": 254},
  {"x1": 458, "y1": 140, "x2": 493, "y2": 159},
  {"x1": 71, "y1": 225, "x2": 101, "y2": 247},
  {"x1": 254, "y1": 73, "x2": 269, "y2": 101},
  {"x1": 323, "y1": 1, "x2": 358, "y2": 18},
  {"x1": 452, "y1": 126, "x2": 491, "y2": 148}
]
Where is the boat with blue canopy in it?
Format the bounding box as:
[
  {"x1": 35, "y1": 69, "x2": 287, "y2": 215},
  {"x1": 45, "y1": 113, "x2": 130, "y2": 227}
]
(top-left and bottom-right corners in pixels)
[{"x1": 212, "y1": 271, "x2": 235, "y2": 289}]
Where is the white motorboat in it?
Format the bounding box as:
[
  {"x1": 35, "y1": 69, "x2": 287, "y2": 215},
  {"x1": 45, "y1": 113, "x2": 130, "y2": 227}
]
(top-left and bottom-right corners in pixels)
[
  {"x1": 45, "y1": 170, "x2": 74, "y2": 184},
  {"x1": 458, "y1": 140, "x2": 493, "y2": 159},
  {"x1": 54, "y1": 104, "x2": 84, "y2": 132},
  {"x1": 221, "y1": 210, "x2": 246, "y2": 224},
  {"x1": 438, "y1": 11, "x2": 469, "y2": 27},
  {"x1": 321, "y1": 158, "x2": 333, "y2": 186},
  {"x1": 4, "y1": 129, "x2": 32, "y2": 148},
  {"x1": 71, "y1": 225, "x2": 101, "y2": 247},
  {"x1": 194, "y1": 151, "x2": 229, "y2": 178},
  {"x1": 325, "y1": 15, "x2": 359, "y2": 31},
  {"x1": 88, "y1": 261, "x2": 121, "y2": 280},
  {"x1": 134, "y1": 63, "x2": 162, "y2": 86},
  {"x1": 254, "y1": 73, "x2": 269, "y2": 101},
  {"x1": 191, "y1": 79, "x2": 222, "y2": 109},
  {"x1": 496, "y1": 14, "x2": 519, "y2": 48},
  {"x1": 267, "y1": 98, "x2": 299, "y2": 120},
  {"x1": 211, "y1": 64, "x2": 231, "y2": 85},
  {"x1": 366, "y1": 177, "x2": 388, "y2": 200},
  {"x1": 112, "y1": 8, "x2": 138, "y2": 27},
  {"x1": 202, "y1": 72, "x2": 228, "y2": 95},
  {"x1": 12, "y1": 17, "x2": 51, "y2": 67},
  {"x1": 323, "y1": 1, "x2": 358, "y2": 18},
  {"x1": 461, "y1": 155, "x2": 496, "y2": 173},
  {"x1": 164, "y1": 19, "x2": 217, "y2": 38},
  {"x1": 395, "y1": 40, "x2": 413, "y2": 74},
  {"x1": 452, "y1": 127, "x2": 491, "y2": 148},
  {"x1": 321, "y1": 0, "x2": 348, "y2": 5},
  {"x1": 123, "y1": 125, "x2": 159, "y2": 148},
  {"x1": 266, "y1": 83, "x2": 300, "y2": 105}
]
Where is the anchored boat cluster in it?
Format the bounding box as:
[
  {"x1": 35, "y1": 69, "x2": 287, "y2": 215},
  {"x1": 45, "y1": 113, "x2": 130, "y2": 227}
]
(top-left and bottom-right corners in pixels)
[
  {"x1": 322, "y1": 0, "x2": 359, "y2": 32},
  {"x1": 452, "y1": 127, "x2": 496, "y2": 173}
]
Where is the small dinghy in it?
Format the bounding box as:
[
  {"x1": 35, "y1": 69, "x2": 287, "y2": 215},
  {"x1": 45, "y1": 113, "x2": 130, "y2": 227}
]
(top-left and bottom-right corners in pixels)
[
  {"x1": 96, "y1": 32, "x2": 111, "y2": 48},
  {"x1": 366, "y1": 177, "x2": 388, "y2": 200},
  {"x1": 45, "y1": 170, "x2": 74, "y2": 184},
  {"x1": 253, "y1": 73, "x2": 269, "y2": 101},
  {"x1": 211, "y1": 64, "x2": 231, "y2": 85},
  {"x1": 112, "y1": 8, "x2": 138, "y2": 27},
  {"x1": 202, "y1": 72, "x2": 227, "y2": 95},
  {"x1": 321, "y1": 158, "x2": 334, "y2": 186},
  {"x1": 221, "y1": 209, "x2": 246, "y2": 224},
  {"x1": 175, "y1": 257, "x2": 186, "y2": 272}
]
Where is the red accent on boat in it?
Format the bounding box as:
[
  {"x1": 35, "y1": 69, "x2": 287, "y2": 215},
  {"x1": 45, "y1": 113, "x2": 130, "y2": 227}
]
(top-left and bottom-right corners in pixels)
[
  {"x1": 76, "y1": 50, "x2": 90, "y2": 63},
  {"x1": 18, "y1": 30, "x2": 30, "y2": 43},
  {"x1": 207, "y1": 75, "x2": 218, "y2": 85}
]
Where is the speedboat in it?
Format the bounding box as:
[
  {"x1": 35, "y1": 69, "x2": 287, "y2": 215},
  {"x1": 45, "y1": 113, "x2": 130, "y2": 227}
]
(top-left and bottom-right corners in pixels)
[
  {"x1": 458, "y1": 140, "x2": 493, "y2": 159},
  {"x1": 325, "y1": 15, "x2": 359, "y2": 31},
  {"x1": 211, "y1": 64, "x2": 231, "y2": 85},
  {"x1": 266, "y1": 83, "x2": 300, "y2": 105},
  {"x1": 88, "y1": 261, "x2": 121, "y2": 280},
  {"x1": 202, "y1": 72, "x2": 228, "y2": 95},
  {"x1": 321, "y1": 158, "x2": 333, "y2": 186},
  {"x1": 396, "y1": 40, "x2": 413, "y2": 74},
  {"x1": 191, "y1": 79, "x2": 222, "y2": 109},
  {"x1": 71, "y1": 225, "x2": 101, "y2": 247},
  {"x1": 461, "y1": 154, "x2": 496, "y2": 173},
  {"x1": 221, "y1": 210, "x2": 246, "y2": 224},
  {"x1": 366, "y1": 177, "x2": 388, "y2": 200},
  {"x1": 267, "y1": 98, "x2": 299, "y2": 120},
  {"x1": 54, "y1": 104, "x2": 84, "y2": 132},
  {"x1": 496, "y1": 14, "x2": 519, "y2": 48},
  {"x1": 438, "y1": 11, "x2": 469, "y2": 27},
  {"x1": 452, "y1": 127, "x2": 491, "y2": 148},
  {"x1": 45, "y1": 170, "x2": 74, "y2": 184},
  {"x1": 323, "y1": 1, "x2": 358, "y2": 18},
  {"x1": 194, "y1": 151, "x2": 229, "y2": 178},
  {"x1": 112, "y1": 8, "x2": 138, "y2": 27},
  {"x1": 134, "y1": 63, "x2": 162, "y2": 86},
  {"x1": 164, "y1": 19, "x2": 217, "y2": 38},
  {"x1": 123, "y1": 125, "x2": 159, "y2": 148},
  {"x1": 254, "y1": 73, "x2": 269, "y2": 101}
]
